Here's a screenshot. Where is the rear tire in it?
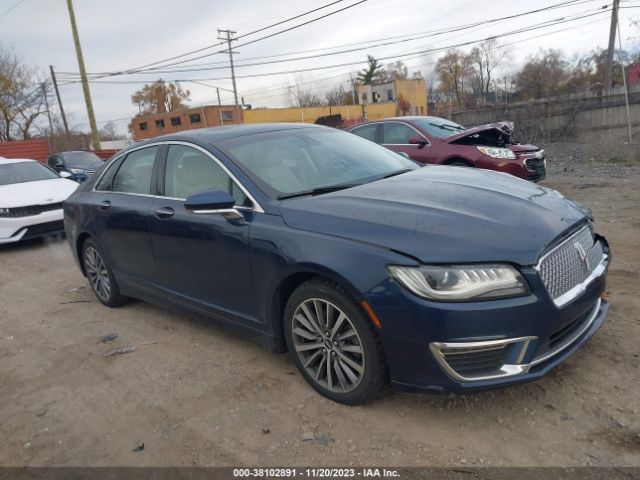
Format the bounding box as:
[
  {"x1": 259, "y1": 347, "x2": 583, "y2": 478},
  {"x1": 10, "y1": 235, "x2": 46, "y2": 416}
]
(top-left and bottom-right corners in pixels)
[
  {"x1": 82, "y1": 239, "x2": 128, "y2": 308},
  {"x1": 284, "y1": 279, "x2": 386, "y2": 405}
]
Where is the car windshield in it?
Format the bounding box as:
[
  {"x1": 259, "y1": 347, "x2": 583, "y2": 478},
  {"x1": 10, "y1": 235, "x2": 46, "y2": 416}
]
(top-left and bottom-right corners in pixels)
[
  {"x1": 0, "y1": 162, "x2": 60, "y2": 186},
  {"x1": 218, "y1": 128, "x2": 418, "y2": 198},
  {"x1": 412, "y1": 118, "x2": 466, "y2": 139},
  {"x1": 62, "y1": 151, "x2": 102, "y2": 166}
]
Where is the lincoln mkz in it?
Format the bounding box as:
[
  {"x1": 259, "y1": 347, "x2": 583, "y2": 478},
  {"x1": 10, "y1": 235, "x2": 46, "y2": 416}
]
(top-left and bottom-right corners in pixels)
[{"x1": 63, "y1": 124, "x2": 609, "y2": 404}]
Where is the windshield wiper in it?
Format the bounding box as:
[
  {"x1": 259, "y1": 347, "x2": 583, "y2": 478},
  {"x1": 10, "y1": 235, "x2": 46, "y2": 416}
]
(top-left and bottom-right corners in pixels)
[
  {"x1": 378, "y1": 168, "x2": 413, "y2": 180},
  {"x1": 278, "y1": 182, "x2": 362, "y2": 200}
]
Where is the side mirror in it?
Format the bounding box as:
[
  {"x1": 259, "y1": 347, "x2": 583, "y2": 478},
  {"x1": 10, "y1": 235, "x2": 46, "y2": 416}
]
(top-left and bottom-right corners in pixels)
[
  {"x1": 408, "y1": 136, "x2": 427, "y2": 146},
  {"x1": 59, "y1": 171, "x2": 73, "y2": 179},
  {"x1": 185, "y1": 190, "x2": 243, "y2": 222}
]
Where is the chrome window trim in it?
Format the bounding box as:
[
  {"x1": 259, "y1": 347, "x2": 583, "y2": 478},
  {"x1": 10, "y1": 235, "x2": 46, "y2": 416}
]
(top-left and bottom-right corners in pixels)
[
  {"x1": 160, "y1": 141, "x2": 264, "y2": 213},
  {"x1": 380, "y1": 120, "x2": 430, "y2": 147},
  {"x1": 534, "y1": 225, "x2": 608, "y2": 308},
  {"x1": 349, "y1": 122, "x2": 380, "y2": 142},
  {"x1": 430, "y1": 298, "x2": 602, "y2": 382},
  {"x1": 91, "y1": 140, "x2": 264, "y2": 214},
  {"x1": 92, "y1": 142, "x2": 163, "y2": 194}
]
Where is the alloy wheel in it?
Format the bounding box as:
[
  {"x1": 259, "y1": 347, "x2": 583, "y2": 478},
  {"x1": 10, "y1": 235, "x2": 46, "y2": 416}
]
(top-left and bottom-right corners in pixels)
[
  {"x1": 84, "y1": 246, "x2": 111, "y2": 302},
  {"x1": 291, "y1": 298, "x2": 365, "y2": 393}
]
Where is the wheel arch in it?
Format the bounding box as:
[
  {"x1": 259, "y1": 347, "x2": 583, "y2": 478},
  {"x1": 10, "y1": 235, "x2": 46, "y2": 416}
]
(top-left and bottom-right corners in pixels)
[
  {"x1": 76, "y1": 232, "x2": 93, "y2": 276},
  {"x1": 441, "y1": 156, "x2": 474, "y2": 167},
  {"x1": 268, "y1": 265, "x2": 363, "y2": 353}
]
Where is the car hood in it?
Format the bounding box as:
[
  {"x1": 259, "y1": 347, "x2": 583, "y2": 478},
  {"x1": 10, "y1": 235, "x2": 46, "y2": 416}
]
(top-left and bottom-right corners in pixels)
[
  {"x1": 444, "y1": 121, "x2": 514, "y2": 144},
  {"x1": 278, "y1": 167, "x2": 587, "y2": 266},
  {"x1": 0, "y1": 178, "x2": 78, "y2": 208}
]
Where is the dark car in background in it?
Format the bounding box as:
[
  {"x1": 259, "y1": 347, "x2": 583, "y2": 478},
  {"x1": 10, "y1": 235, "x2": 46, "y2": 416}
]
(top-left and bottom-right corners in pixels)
[
  {"x1": 48, "y1": 151, "x2": 104, "y2": 182},
  {"x1": 64, "y1": 124, "x2": 608, "y2": 404},
  {"x1": 348, "y1": 116, "x2": 546, "y2": 181}
]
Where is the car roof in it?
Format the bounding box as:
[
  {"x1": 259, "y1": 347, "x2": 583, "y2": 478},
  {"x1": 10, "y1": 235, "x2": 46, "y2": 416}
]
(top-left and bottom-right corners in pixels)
[
  {"x1": 355, "y1": 116, "x2": 455, "y2": 124},
  {"x1": 0, "y1": 157, "x2": 36, "y2": 164},
  {"x1": 133, "y1": 122, "x2": 327, "y2": 148}
]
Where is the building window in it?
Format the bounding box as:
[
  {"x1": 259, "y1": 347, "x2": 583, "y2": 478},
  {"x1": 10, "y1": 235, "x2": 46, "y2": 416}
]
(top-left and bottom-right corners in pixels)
[
  {"x1": 190, "y1": 113, "x2": 202, "y2": 124},
  {"x1": 221, "y1": 111, "x2": 233, "y2": 121},
  {"x1": 139, "y1": 122, "x2": 148, "y2": 131},
  {"x1": 155, "y1": 119, "x2": 165, "y2": 128},
  {"x1": 171, "y1": 117, "x2": 181, "y2": 126},
  {"x1": 387, "y1": 89, "x2": 394, "y2": 101}
]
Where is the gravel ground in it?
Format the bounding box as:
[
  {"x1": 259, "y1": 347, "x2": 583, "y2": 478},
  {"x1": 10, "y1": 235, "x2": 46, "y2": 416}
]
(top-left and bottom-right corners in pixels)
[
  {"x1": 543, "y1": 142, "x2": 640, "y2": 178},
  {"x1": 0, "y1": 148, "x2": 639, "y2": 467}
]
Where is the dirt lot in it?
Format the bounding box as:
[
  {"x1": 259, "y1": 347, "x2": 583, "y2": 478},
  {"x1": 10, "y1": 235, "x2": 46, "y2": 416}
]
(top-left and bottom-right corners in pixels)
[{"x1": 1, "y1": 151, "x2": 639, "y2": 467}]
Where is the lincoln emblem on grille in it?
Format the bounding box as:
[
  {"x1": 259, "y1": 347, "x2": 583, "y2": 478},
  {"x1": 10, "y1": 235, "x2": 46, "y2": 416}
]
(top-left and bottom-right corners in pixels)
[{"x1": 574, "y1": 242, "x2": 589, "y2": 270}]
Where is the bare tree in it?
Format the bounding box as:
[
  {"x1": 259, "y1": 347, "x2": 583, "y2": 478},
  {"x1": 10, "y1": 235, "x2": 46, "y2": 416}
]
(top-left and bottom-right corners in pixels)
[
  {"x1": 99, "y1": 121, "x2": 126, "y2": 141},
  {"x1": 288, "y1": 83, "x2": 324, "y2": 108},
  {"x1": 467, "y1": 38, "x2": 510, "y2": 104},
  {"x1": 380, "y1": 61, "x2": 409, "y2": 82},
  {"x1": 436, "y1": 49, "x2": 472, "y2": 109},
  {"x1": 325, "y1": 85, "x2": 346, "y2": 106},
  {"x1": 0, "y1": 43, "x2": 45, "y2": 141}
]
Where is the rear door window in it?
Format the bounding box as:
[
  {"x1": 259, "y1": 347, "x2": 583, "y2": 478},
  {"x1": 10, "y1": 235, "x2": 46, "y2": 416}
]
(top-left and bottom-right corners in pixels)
[
  {"x1": 350, "y1": 124, "x2": 378, "y2": 142},
  {"x1": 110, "y1": 146, "x2": 158, "y2": 195}
]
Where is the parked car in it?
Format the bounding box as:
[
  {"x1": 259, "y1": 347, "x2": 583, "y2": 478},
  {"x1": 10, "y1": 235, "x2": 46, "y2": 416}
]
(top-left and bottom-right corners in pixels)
[
  {"x1": 47, "y1": 150, "x2": 104, "y2": 182},
  {"x1": 348, "y1": 116, "x2": 546, "y2": 181},
  {"x1": 64, "y1": 124, "x2": 608, "y2": 404},
  {"x1": 0, "y1": 158, "x2": 78, "y2": 244}
]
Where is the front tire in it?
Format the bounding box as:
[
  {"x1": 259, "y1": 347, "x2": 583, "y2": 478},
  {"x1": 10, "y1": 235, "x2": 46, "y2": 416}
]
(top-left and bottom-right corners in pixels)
[
  {"x1": 284, "y1": 279, "x2": 386, "y2": 405},
  {"x1": 82, "y1": 239, "x2": 128, "y2": 308}
]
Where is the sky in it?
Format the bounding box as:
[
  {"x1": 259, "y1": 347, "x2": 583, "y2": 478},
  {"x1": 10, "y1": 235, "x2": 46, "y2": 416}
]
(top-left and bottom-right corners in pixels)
[{"x1": 1, "y1": 0, "x2": 638, "y2": 136}]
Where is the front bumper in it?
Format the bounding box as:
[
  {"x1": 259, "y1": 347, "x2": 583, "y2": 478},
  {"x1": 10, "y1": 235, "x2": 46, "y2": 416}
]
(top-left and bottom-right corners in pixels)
[
  {"x1": 364, "y1": 260, "x2": 608, "y2": 394},
  {"x1": 476, "y1": 154, "x2": 546, "y2": 182},
  {"x1": 0, "y1": 210, "x2": 65, "y2": 244}
]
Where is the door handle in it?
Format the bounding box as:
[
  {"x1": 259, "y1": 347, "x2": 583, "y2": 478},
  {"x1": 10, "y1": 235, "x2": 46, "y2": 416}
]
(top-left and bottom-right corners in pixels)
[
  {"x1": 98, "y1": 200, "x2": 111, "y2": 211},
  {"x1": 155, "y1": 206, "x2": 175, "y2": 219}
]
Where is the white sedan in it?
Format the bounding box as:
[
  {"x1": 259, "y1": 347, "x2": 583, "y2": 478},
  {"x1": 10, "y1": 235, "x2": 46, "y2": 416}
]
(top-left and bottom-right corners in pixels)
[{"x1": 0, "y1": 157, "x2": 78, "y2": 244}]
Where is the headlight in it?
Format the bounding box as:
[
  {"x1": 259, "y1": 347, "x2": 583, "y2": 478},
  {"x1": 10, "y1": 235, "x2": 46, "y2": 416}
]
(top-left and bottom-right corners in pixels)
[
  {"x1": 388, "y1": 264, "x2": 529, "y2": 301},
  {"x1": 69, "y1": 168, "x2": 84, "y2": 174},
  {"x1": 0, "y1": 208, "x2": 10, "y2": 217},
  {"x1": 476, "y1": 146, "x2": 516, "y2": 159}
]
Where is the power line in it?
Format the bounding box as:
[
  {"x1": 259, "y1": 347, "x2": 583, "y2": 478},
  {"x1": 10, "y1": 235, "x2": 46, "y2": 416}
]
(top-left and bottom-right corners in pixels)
[
  {"x1": 58, "y1": 0, "x2": 595, "y2": 80},
  {"x1": 63, "y1": 3, "x2": 609, "y2": 79},
  {"x1": 61, "y1": 8, "x2": 613, "y2": 87},
  {"x1": 65, "y1": 0, "x2": 353, "y2": 81},
  {"x1": 123, "y1": 0, "x2": 370, "y2": 74},
  {"x1": 0, "y1": 0, "x2": 26, "y2": 20}
]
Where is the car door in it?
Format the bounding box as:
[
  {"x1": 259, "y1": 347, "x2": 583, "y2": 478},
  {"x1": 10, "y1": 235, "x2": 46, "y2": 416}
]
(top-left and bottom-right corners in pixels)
[
  {"x1": 380, "y1": 121, "x2": 433, "y2": 163},
  {"x1": 149, "y1": 143, "x2": 258, "y2": 326},
  {"x1": 90, "y1": 145, "x2": 161, "y2": 294}
]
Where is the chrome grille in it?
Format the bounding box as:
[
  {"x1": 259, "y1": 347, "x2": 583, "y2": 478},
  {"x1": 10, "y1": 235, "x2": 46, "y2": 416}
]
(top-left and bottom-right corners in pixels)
[
  {"x1": 0, "y1": 203, "x2": 63, "y2": 218},
  {"x1": 538, "y1": 226, "x2": 605, "y2": 304},
  {"x1": 86, "y1": 169, "x2": 96, "y2": 175}
]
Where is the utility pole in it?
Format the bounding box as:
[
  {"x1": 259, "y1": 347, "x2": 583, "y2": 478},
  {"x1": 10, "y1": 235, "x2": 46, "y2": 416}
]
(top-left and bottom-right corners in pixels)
[
  {"x1": 49, "y1": 65, "x2": 71, "y2": 145},
  {"x1": 604, "y1": 0, "x2": 620, "y2": 92},
  {"x1": 41, "y1": 83, "x2": 55, "y2": 151},
  {"x1": 217, "y1": 29, "x2": 242, "y2": 123},
  {"x1": 618, "y1": 20, "x2": 633, "y2": 142},
  {"x1": 216, "y1": 87, "x2": 221, "y2": 106},
  {"x1": 66, "y1": 0, "x2": 101, "y2": 149}
]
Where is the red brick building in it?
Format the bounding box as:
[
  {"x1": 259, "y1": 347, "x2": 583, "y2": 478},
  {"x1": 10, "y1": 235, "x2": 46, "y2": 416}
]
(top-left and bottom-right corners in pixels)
[{"x1": 131, "y1": 105, "x2": 241, "y2": 141}]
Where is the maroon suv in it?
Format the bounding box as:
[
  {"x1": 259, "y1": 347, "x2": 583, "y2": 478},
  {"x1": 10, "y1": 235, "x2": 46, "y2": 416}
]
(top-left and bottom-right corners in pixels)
[{"x1": 348, "y1": 116, "x2": 546, "y2": 181}]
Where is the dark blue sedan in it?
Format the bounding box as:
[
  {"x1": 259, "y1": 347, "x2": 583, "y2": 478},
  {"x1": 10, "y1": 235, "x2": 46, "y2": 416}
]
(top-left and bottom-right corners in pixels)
[{"x1": 63, "y1": 124, "x2": 610, "y2": 404}]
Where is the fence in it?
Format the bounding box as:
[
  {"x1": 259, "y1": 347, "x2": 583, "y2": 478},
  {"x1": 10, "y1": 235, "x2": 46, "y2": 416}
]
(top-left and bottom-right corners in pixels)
[
  {"x1": 0, "y1": 139, "x2": 119, "y2": 163},
  {"x1": 449, "y1": 85, "x2": 640, "y2": 145}
]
